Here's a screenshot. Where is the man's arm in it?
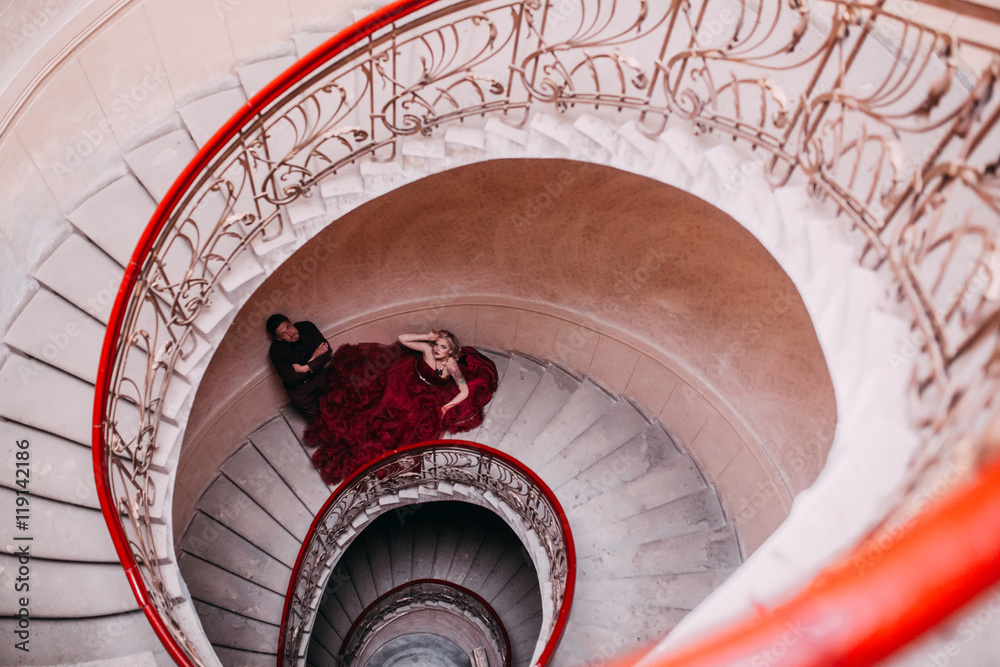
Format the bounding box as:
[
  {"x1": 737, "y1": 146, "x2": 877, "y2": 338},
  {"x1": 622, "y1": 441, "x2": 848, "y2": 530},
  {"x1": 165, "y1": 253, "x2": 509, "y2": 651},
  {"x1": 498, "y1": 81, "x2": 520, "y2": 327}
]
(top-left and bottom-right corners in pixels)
[
  {"x1": 270, "y1": 345, "x2": 304, "y2": 384},
  {"x1": 305, "y1": 341, "x2": 331, "y2": 371},
  {"x1": 299, "y1": 322, "x2": 332, "y2": 372}
]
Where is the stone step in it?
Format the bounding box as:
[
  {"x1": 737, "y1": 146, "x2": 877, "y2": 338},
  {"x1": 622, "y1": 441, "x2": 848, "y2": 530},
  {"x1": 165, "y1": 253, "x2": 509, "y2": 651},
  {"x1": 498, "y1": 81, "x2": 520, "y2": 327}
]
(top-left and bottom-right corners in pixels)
[
  {"x1": 67, "y1": 175, "x2": 156, "y2": 267},
  {"x1": 180, "y1": 512, "x2": 292, "y2": 596},
  {"x1": 194, "y1": 475, "x2": 301, "y2": 567},
  {"x1": 3, "y1": 288, "x2": 105, "y2": 384},
  {"x1": 123, "y1": 129, "x2": 199, "y2": 202},
  {"x1": 575, "y1": 598, "x2": 688, "y2": 650},
  {"x1": 0, "y1": 555, "x2": 136, "y2": 617},
  {"x1": 409, "y1": 510, "x2": 440, "y2": 581},
  {"x1": 550, "y1": 618, "x2": 635, "y2": 667},
  {"x1": 341, "y1": 536, "x2": 378, "y2": 605},
  {"x1": 220, "y1": 443, "x2": 314, "y2": 541},
  {"x1": 388, "y1": 511, "x2": 415, "y2": 588},
  {"x1": 0, "y1": 354, "x2": 94, "y2": 445},
  {"x1": 578, "y1": 486, "x2": 727, "y2": 555},
  {"x1": 473, "y1": 354, "x2": 546, "y2": 447},
  {"x1": 361, "y1": 525, "x2": 393, "y2": 599},
  {"x1": 0, "y1": 421, "x2": 99, "y2": 509},
  {"x1": 535, "y1": 399, "x2": 650, "y2": 489},
  {"x1": 328, "y1": 563, "x2": 365, "y2": 631},
  {"x1": 193, "y1": 600, "x2": 279, "y2": 655},
  {"x1": 574, "y1": 569, "x2": 736, "y2": 612},
  {"x1": 496, "y1": 363, "x2": 580, "y2": 455},
  {"x1": 178, "y1": 552, "x2": 285, "y2": 623},
  {"x1": 8, "y1": 282, "x2": 200, "y2": 416},
  {"x1": 429, "y1": 516, "x2": 463, "y2": 581},
  {"x1": 502, "y1": 591, "x2": 543, "y2": 643},
  {"x1": 34, "y1": 233, "x2": 124, "y2": 324},
  {"x1": 660, "y1": 126, "x2": 716, "y2": 184},
  {"x1": 555, "y1": 423, "x2": 679, "y2": 511},
  {"x1": 238, "y1": 57, "x2": 298, "y2": 99},
  {"x1": 315, "y1": 589, "x2": 353, "y2": 650},
  {"x1": 178, "y1": 87, "x2": 247, "y2": 147},
  {"x1": 459, "y1": 527, "x2": 512, "y2": 594},
  {"x1": 517, "y1": 377, "x2": 614, "y2": 465},
  {"x1": 0, "y1": 611, "x2": 169, "y2": 665},
  {"x1": 249, "y1": 416, "x2": 331, "y2": 513},
  {"x1": 215, "y1": 645, "x2": 277, "y2": 667},
  {"x1": 0, "y1": 487, "x2": 116, "y2": 562},
  {"x1": 578, "y1": 526, "x2": 741, "y2": 580},
  {"x1": 445, "y1": 520, "x2": 488, "y2": 585},
  {"x1": 305, "y1": 614, "x2": 343, "y2": 666},
  {"x1": 568, "y1": 451, "x2": 707, "y2": 530}
]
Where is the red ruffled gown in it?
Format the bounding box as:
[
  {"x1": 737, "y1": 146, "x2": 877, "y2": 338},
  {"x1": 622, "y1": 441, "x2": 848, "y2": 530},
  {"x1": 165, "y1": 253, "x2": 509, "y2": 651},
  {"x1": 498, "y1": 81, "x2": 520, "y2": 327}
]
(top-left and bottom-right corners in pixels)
[{"x1": 304, "y1": 342, "x2": 498, "y2": 484}]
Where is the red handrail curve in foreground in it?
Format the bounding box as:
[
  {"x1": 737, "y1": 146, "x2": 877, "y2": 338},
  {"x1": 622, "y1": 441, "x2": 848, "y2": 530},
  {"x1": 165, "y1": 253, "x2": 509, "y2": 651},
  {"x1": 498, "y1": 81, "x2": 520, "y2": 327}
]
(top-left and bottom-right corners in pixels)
[
  {"x1": 633, "y1": 453, "x2": 1000, "y2": 667},
  {"x1": 338, "y1": 578, "x2": 512, "y2": 664},
  {"x1": 92, "y1": 1, "x2": 441, "y2": 665},
  {"x1": 88, "y1": 0, "x2": 1000, "y2": 665},
  {"x1": 276, "y1": 440, "x2": 576, "y2": 667}
]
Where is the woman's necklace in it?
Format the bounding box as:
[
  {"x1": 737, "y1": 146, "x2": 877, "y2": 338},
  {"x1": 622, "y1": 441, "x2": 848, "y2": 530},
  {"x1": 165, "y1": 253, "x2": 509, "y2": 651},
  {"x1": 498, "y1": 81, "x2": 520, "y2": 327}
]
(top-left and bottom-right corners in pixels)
[{"x1": 434, "y1": 359, "x2": 446, "y2": 377}]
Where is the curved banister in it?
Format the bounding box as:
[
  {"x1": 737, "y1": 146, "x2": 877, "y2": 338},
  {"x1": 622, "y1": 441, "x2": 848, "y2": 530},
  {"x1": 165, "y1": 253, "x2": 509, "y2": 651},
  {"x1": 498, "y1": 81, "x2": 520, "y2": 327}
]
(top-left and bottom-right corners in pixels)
[
  {"x1": 92, "y1": 2, "x2": 446, "y2": 664},
  {"x1": 636, "y1": 453, "x2": 1000, "y2": 666},
  {"x1": 276, "y1": 440, "x2": 576, "y2": 666},
  {"x1": 90, "y1": 0, "x2": 1000, "y2": 665},
  {"x1": 339, "y1": 579, "x2": 513, "y2": 666}
]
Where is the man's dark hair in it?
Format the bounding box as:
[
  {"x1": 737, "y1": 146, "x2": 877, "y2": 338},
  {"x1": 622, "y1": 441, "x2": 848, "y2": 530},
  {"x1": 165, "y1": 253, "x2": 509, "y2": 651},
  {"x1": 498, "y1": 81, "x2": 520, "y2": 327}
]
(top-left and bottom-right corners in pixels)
[{"x1": 266, "y1": 314, "x2": 290, "y2": 337}]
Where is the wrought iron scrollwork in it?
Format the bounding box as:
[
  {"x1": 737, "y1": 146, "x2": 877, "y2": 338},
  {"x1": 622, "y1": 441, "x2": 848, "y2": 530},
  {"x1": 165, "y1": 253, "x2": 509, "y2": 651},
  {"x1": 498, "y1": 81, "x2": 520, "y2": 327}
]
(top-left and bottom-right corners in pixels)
[
  {"x1": 281, "y1": 445, "x2": 571, "y2": 666},
  {"x1": 339, "y1": 580, "x2": 511, "y2": 667},
  {"x1": 95, "y1": 0, "x2": 1000, "y2": 663}
]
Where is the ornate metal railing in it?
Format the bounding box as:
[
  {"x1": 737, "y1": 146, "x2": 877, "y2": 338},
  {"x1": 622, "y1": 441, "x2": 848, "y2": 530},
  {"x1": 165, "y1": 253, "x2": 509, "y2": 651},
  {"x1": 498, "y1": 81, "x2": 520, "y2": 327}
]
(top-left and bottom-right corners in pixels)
[
  {"x1": 338, "y1": 579, "x2": 511, "y2": 667},
  {"x1": 277, "y1": 442, "x2": 573, "y2": 667},
  {"x1": 91, "y1": 0, "x2": 1000, "y2": 665}
]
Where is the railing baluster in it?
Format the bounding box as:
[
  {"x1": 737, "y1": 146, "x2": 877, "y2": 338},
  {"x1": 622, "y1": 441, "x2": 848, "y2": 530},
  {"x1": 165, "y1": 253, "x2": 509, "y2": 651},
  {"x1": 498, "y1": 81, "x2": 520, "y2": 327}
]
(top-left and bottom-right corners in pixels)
[{"x1": 93, "y1": 1, "x2": 1000, "y2": 664}]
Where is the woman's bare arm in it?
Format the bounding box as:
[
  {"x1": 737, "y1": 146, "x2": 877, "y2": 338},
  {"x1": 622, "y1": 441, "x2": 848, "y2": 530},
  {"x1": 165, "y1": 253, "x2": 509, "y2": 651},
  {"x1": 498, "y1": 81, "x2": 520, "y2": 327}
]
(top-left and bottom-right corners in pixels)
[
  {"x1": 400, "y1": 331, "x2": 439, "y2": 364},
  {"x1": 441, "y1": 360, "x2": 469, "y2": 415}
]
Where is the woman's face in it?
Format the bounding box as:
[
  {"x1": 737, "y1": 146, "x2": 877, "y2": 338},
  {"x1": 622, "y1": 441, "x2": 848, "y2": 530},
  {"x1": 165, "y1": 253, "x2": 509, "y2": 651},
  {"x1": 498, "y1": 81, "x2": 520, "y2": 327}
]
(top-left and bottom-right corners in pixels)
[{"x1": 432, "y1": 337, "x2": 452, "y2": 359}]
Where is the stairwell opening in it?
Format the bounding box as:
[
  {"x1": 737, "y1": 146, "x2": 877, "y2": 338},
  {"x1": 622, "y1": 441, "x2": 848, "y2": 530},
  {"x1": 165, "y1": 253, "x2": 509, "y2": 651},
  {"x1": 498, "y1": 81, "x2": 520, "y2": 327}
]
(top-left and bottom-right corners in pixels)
[{"x1": 313, "y1": 501, "x2": 540, "y2": 667}]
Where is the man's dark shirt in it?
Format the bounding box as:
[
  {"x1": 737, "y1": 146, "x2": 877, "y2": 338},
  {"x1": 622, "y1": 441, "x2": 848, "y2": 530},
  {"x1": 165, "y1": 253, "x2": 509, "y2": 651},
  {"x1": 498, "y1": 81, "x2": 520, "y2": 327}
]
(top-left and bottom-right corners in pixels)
[{"x1": 269, "y1": 321, "x2": 331, "y2": 387}]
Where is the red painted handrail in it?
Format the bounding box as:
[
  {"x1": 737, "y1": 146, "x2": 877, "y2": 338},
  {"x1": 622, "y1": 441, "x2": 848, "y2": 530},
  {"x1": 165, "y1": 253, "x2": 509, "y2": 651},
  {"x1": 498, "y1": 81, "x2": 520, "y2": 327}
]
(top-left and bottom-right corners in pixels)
[
  {"x1": 276, "y1": 440, "x2": 576, "y2": 666},
  {"x1": 89, "y1": 0, "x2": 1000, "y2": 665},
  {"x1": 635, "y1": 454, "x2": 1000, "y2": 667},
  {"x1": 91, "y1": 2, "x2": 449, "y2": 665}
]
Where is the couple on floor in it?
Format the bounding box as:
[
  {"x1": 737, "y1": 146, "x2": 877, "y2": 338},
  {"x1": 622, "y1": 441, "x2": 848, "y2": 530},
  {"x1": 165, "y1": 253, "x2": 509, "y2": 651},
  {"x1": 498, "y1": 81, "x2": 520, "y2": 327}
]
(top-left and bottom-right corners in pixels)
[{"x1": 267, "y1": 315, "x2": 497, "y2": 484}]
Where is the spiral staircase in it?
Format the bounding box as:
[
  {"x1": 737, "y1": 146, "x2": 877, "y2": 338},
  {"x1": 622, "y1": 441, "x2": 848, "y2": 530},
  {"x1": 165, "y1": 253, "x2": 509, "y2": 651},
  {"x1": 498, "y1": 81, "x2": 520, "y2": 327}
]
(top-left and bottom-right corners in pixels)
[
  {"x1": 176, "y1": 350, "x2": 738, "y2": 666},
  {"x1": 2, "y1": 0, "x2": 1000, "y2": 666}
]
